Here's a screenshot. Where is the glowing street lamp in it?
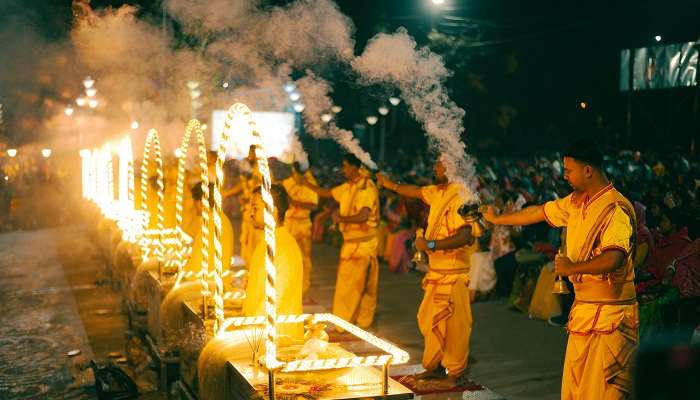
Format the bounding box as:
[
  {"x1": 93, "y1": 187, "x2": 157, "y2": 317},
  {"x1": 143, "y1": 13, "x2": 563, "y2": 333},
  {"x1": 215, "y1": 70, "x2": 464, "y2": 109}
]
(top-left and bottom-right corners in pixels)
[
  {"x1": 293, "y1": 103, "x2": 305, "y2": 113},
  {"x1": 366, "y1": 116, "x2": 378, "y2": 125},
  {"x1": 41, "y1": 148, "x2": 52, "y2": 158},
  {"x1": 331, "y1": 105, "x2": 342, "y2": 114},
  {"x1": 378, "y1": 106, "x2": 389, "y2": 116},
  {"x1": 321, "y1": 113, "x2": 333, "y2": 123},
  {"x1": 284, "y1": 83, "x2": 296, "y2": 93},
  {"x1": 88, "y1": 99, "x2": 99, "y2": 109},
  {"x1": 389, "y1": 97, "x2": 401, "y2": 106},
  {"x1": 85, "y1": 88, "x2": 97, "y2": 98},
  {"x1": 190, "y1": 89, "x2": 202, "y2": 99},
  {"x1": 654, "y1": 35, "x2": 662, "y2": 42},
  {"x1": 130, "y1": 121, "x2": 140, "y2": 130},
  {"x1": 83, "y1": 76, "x2": 95, "y2": 89},
  {"x1": 187, "y1": 81, "x2": 200, "y2": 91},
  {"x1": 431, "y1": 0, "x2": 445, "y2": 5},
  {"x1": 7, "y1": 148, "x2": 17, "y2": 158},
  {"x1": 76, "y1": 97, "x2": 87, "y2": 107},
  {"x1": 65, "y1": 106, "x2": 74, "y2": 116},
  {"x1": 222, "y1": 81, "x2": 230, "y2": 88},
  {"x1": 289, "y1": 92, "x2": 301, "y2": 102},
  {"x1": 579, "y1": 101, "x2": 588, "y2": 110}
]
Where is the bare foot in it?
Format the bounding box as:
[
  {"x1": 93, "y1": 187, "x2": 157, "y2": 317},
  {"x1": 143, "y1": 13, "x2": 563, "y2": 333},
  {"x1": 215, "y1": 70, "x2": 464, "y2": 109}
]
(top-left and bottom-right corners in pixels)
[{"x1": 412, "y1": 366, "x2": 447, "y2": 380}]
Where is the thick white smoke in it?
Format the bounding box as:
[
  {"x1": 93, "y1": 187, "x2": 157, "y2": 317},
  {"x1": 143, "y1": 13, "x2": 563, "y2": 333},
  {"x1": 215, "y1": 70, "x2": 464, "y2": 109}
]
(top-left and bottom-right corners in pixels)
[
  {"x1": 352, "y1": 28, "x2": 478, "y2": 202},
  {"x1": 296, "y1": 74, "x2": 376, "y2": 170}
]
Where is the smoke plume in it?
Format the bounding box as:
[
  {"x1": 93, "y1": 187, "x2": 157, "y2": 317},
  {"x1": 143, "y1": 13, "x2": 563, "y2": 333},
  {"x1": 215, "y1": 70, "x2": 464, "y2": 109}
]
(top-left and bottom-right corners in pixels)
[{"x1": 352, "y1": 28, "x2": 477, "y2": 201}]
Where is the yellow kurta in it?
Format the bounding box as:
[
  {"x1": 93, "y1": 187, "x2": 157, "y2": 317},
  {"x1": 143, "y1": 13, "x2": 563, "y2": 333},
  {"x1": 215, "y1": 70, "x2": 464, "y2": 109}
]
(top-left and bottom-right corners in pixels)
[
  {"x1": 330, "y1": 177, "x2": 379, "y2": 328},
  {"x1": 417, "y1": 183, "x2": 472, "y2": 377},
  {"x1": 544, "y1": 183, "x2": 638, "y2": 399},
  {"x1": 239, "y1": 173, "x2": 262, "y2": 265},
  {"x1": 282, "y1": 171, "x2": 319, "y2": 295},
  {"x1": 243, "y1": 226, "x2": 304, "y2": 339}
]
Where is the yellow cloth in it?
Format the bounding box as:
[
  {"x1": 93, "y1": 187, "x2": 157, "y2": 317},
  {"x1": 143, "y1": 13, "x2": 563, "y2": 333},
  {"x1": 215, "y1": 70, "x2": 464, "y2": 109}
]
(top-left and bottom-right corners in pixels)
[
  {"x1": 243, "y1": 226, "x2": 303, "y2": 339},
  {"x1": 331, "y1": 177, "x2": 379, "y2": 240},
  {"x1": 330, "y1": 178, "x2": 379, "y2": 327},
  {"x1": 417, "y1": 182, "x2": 472, "y2": 376},
  {"x1": 543, "y1": 183, "x2": 638, "y2": 399},
  {"x1": 145, "y1": 183, "x2": 177, "y2": 229},
  {"x1": 282, "y1": 171, "x2": 319, "y2": 294},
  {"x1": 184, "y1": 211, "x2": 234, "y2": 275},
  {"x1": 239, "y1": 173, "x2": 261, "y2": 265},
  {"x1": 528, "y1": 262, "x2": 562, "y2": 320}
]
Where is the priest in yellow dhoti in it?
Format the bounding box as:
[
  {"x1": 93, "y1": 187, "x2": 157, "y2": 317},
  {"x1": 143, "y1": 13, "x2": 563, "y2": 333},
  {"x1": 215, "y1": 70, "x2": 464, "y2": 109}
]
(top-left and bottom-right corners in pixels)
[
  {"x1": 378, "y1": 159, "x2": 475, "y2": 384},
  {"x1": 222, "y1": 146, "x2": 262, "y2": 266},
  {"x1": 483, "y1": 139, "x2": 638, "y2": 399},
  {"x1": 243, "y1": 185, "x2": 303, "y2": 339},
  {"x1": 305, "y1": 154, "x2": 379, "y2": 328},
  {"x1": 282, "y1": 162, "x2": 319, "y2": 296}
]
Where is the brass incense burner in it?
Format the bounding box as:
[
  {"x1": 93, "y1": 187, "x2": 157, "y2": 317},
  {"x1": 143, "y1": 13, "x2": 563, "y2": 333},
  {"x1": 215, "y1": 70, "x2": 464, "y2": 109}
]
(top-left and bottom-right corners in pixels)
[{"x1": 457, "y1": 203, "x2": 488, "y2": 238}]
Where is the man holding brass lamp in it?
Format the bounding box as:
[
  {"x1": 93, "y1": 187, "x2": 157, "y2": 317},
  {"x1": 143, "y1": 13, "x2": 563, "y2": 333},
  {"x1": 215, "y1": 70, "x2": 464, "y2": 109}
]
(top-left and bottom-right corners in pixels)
[
  {"x1": 377, "y1": 159, "x2": 478, "y2": 385},
  {"x1": 482, "y1": 138, "x2": 638, "y2": 400}
]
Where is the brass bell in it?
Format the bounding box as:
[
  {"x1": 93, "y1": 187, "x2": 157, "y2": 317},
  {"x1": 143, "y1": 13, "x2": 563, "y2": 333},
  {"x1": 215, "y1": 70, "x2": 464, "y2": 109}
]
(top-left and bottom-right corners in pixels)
[
  {"x1": 412, "y1": 228, "x2": 429, "y2": 264},
  {"x1": 552, "y1": 276, "x2": 570, "y2": 295},
  {"x1": 552, "y1": 229, "x2": 570, "y2": 295}
]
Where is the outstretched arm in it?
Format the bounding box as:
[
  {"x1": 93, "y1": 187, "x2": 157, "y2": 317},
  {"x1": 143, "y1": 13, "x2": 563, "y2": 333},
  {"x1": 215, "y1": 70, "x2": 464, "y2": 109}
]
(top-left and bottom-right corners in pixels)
[
  {"x1": 302, "y1": 180, "x2": 333, "y2": 199},
  {"x1": 376, "y1": 173, "x2": 423, "y2": 199},
  {"x1": 482, "y1": 204, "x2": 546, "y2": 226}
]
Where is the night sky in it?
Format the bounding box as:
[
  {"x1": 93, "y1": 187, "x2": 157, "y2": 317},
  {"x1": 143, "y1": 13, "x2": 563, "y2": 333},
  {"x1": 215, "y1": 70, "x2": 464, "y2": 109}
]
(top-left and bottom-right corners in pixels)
[{"x1": 1, "y1": 0, "x2": 699, "y2": 155}]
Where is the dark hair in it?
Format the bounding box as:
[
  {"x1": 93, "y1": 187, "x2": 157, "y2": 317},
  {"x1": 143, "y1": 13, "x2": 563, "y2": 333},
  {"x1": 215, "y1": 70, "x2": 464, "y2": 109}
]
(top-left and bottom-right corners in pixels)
[
  {"x1": 659, "y1": 205, "x2": 684, "y2": 229},
  {"x1": 190, "y1": 183, "x2": 204, "y2": 201},
  {"x1": 252, "y1": 184, "x2": 289, "y2": 223},
  {"x1": 190, "y1": 182, "x2": 215, "y2": 207},
  {"x1": 563, "y1": 138, "x2": 603, "y2": 170},
  {"x1": 343, "y1": 153, "x2": 362, "y2": 168}
]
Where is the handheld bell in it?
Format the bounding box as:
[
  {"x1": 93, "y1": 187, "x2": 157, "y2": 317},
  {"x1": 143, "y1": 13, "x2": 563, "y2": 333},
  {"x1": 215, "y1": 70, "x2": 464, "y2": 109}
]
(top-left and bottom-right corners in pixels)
[
  {"x1": 412, "y1": 228, "x2": 429, "y2": 264},
  {"x1": 552, "y1": 276, "x2": 570, "y2": 295},
  {"x1": 552, "y1": 229, "x2": 570, "y2": 295}
]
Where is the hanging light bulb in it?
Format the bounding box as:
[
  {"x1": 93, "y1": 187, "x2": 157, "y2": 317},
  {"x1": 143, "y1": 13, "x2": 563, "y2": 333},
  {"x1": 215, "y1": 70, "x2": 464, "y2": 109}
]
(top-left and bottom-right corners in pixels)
[
  {"x1": 41, "y1": 148, "x2": 52, "y2": 158},
  {"x1": 83, "y1": 76, "x2": 95, "y2": 89},
  {"x1": 293, "y1": 103, "x2": 305, "y2": 113},
  {"x1": 289, "y1": 92, "x2": 301, "y2": 101},
  {"x1": 187, "y1": 81, "x2": 200, "y2": 90},
  {"x1": 321, "y1": 113, "x2": 333, "y2": 123},
  {"x1": 64, "y1": 106, "x2": 74, "y2": 116},
  {"x1": 331, "y1": 105, "x2": 342, "y2": 113},
  {"x1": 76, "y1": 97, "x2": 87, "y2": 107},
  {"x1": 88, "y1": 99, "x2": 99, "y2": 109},
  {"x1": 366, "y1": 116, "x2": 378, "y2": 125},
  {"x1": 7, "y1": 149, "x2": 17, "y2": 158},
  {"x1": 85, "y1": 88, "x2": 97, "y2": 98},
  {"x1": 378, "y1": 106, "x2": 389, "y2": 116},
  {"x1": 389, "y1": 97, "x2": 401, "y2": 106}
]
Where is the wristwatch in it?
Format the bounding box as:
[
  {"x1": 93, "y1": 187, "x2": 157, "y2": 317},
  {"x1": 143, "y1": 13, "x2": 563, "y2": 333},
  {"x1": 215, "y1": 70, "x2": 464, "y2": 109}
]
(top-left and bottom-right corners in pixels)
[{"x1": 427, "y1": 240, "x2": 436, "y2": 250}]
